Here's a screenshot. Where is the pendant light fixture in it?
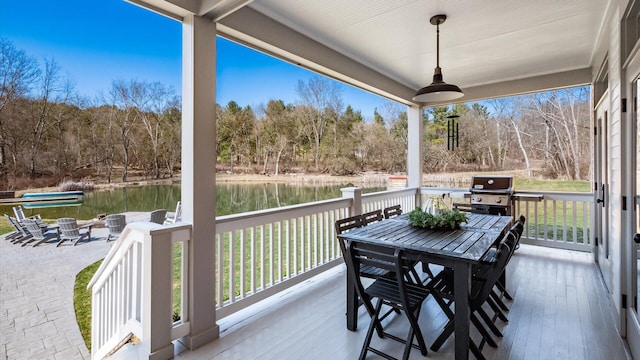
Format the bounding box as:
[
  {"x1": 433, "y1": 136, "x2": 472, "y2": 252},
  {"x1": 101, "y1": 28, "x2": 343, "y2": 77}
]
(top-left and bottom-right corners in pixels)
[{"x1": 412, "y1": 14, "x2": 464, "y2": 103}]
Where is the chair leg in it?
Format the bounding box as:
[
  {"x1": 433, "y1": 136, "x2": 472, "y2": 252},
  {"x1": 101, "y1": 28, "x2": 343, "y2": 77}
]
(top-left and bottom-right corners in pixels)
[
  {"x1": 73, "y1": 233, "x2": 89, "y2": 246},
  {"x1": 430, "y1": 319, "x2": 454, "y2": 352},
  {"x1": 33, "y1": 237, "x2": 49, "y2": 247},
  {"x1": 471, "y1": 313, "x2": 497, "y2": 348},
  {"x1": 469, "y1": 340, "x2": 487, "y2": 360},
  {"x1": 490, "y1": 290, "x2": 510, "y2": 312},
  {"x1": 21, "y1": 237, "x2": 36, "y2": 247},
  {"x1": 359, "y1": 294, "x2": 385, "y2": 338},
  {"x1": 477, "y1": 307, "x2": 503, "y2": 337},
  {"x1": 404, "y1": 305, "x2": 428, "y2": 357},
  {"x1": 495, "y1": 280, "x2": 514, "y2": 301},
  {"x1": 486, "y1": 297, "x2": 508, "y2": 323},
  {"x1": 359, "y1": 300, "x2": 384, "y2": 360}
]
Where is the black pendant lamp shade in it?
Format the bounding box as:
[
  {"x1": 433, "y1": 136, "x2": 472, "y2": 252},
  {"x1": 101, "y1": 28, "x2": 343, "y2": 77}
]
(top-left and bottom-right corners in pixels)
[{"x1": 413, "y1": 15, "x2": 464, "y2": 103}]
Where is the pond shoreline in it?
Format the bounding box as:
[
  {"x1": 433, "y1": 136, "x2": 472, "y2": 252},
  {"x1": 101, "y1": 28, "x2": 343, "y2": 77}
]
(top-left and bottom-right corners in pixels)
[
  {"x1": 16, "y1": 170, "x2": 530, "y2": 195},
  {"x1": 15, "y1": 173, "x2": 401, "y2": 196}
]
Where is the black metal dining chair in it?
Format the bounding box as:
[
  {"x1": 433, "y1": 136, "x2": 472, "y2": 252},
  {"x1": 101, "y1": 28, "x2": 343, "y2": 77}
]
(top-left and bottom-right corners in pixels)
[
  {"x1": 427, "y1": 234, "x2": 513, "y2": 360},
  {"x1": 344, "y1": 239, "x2": 431, "y2": 360}
]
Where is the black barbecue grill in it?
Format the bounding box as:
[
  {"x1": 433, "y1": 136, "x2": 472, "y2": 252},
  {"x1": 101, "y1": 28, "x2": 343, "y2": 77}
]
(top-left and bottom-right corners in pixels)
[{"x1": 469, "y1": 175, "x2": 514, "y2": 216}]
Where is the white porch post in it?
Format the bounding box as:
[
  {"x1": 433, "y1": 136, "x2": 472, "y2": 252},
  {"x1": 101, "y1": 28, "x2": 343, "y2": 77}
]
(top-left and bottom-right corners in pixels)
[
  {"x1": 407, "y1": 105, "x2": 424, "y2": 204},
  {"x1": 181, "y1": 14, "x2": 219, "y2": 348},
  {"x1": 341, "y1": 187, "x2": 362, "y2": 216}
]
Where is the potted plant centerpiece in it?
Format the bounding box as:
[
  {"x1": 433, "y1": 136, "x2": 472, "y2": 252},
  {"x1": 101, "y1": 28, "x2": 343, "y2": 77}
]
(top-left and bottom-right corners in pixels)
[{"x1": 408, "y1": 195, "x2": 469, "y2": 230}]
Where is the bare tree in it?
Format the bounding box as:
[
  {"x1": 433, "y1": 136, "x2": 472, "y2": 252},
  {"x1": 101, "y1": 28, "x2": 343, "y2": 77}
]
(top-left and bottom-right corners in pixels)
[
  {"x1": 0, "y1": 38, "x2": 40, "y2": 187},
  {"x1": 259, "y1": 100, "x2": 297, "y2": 175},
  {"x1": 131, "y1": 81, "x2": 178, "y2": 179},
  {"x1": 295, "y1": 76, "x2": 344, "y2": 169},
  {"x1": 527, "y1": 88, "x2": 589, "y2": 179},
  {"x1": 110, "y1": 79, "x2": 140, "y2": 182},
  {"x1": 26, "y1": 58, "x2": 67, "y2": 179}
]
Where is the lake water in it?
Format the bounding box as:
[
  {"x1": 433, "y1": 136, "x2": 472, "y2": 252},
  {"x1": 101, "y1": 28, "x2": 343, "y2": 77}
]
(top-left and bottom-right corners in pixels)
[{"x1": 4, "y1": 183, "x2": 384, "y2": 220}]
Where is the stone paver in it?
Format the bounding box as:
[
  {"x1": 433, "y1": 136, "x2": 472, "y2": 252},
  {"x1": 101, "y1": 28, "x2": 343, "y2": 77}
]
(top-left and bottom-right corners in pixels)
[{"x1": 0, "y1": 212, "x2": 148, "y2": 360}]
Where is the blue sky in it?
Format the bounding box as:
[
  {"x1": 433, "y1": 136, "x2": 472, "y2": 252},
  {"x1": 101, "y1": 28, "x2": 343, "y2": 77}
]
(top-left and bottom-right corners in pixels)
[{"x1": 0, "y1": 0, "x2": 391, "y2": 119}]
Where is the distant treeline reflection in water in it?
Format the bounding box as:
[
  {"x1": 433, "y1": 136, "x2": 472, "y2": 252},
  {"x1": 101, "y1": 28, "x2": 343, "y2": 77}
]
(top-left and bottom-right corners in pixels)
[{"x1": 6, "y1": 183, "x2": 384, "y2": 220}]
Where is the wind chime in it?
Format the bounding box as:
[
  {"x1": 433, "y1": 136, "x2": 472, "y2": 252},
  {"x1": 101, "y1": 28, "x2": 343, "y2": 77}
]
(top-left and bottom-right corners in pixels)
[{"x1": 447, "y1": 114, "x2": 459, "y2": 151}]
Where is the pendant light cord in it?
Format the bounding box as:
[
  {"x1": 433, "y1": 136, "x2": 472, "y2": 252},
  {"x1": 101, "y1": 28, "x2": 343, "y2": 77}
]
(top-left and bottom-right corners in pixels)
[{"x1": 436, "y1": 22, "x2": 440, "y2": 68}]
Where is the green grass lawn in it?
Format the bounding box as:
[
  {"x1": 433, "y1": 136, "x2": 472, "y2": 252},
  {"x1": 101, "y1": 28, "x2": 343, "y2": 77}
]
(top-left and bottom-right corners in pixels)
[
  {"x1": 74, "y1": 259, "x2": 103, "y2": 351},
  {"x1": 515, "y1": 178, "x2": 590, "y2": 192}
]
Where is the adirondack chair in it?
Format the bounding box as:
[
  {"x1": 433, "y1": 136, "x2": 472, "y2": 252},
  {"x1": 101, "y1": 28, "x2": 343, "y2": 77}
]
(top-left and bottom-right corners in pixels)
[
  {"x1": 4, "y1": 214, "x2": 32, "y2": 244},
  {"x1": 149, "y1": 209, "x2": 167, "y2": 224},
  {"x1": 105, "y1": 214, "x2": 126, "y2": 242},
  {"x1": 13, "y1": 206, "x2": 47, "y2": 229},
  {"x1": 163, "y1": 201, "x2": 181, "y2": 225},
  {"x1": 56, "y1": 218, "x2": 92, "y2": 246},
  {"x1": 22, "y1": 218, "x2": 60, "y2": 247}
]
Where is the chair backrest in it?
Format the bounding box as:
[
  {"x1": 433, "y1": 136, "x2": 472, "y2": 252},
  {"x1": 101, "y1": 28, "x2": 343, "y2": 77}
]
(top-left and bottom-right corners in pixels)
[
  {"x1": 345, "y1": 240, "x2": 412, "y2": 307},
  {"x1": 23, "y1": 218, "x2": 45, "y2": 238},
  {"x1": 516, "y1": 215, "x2": 526, "y2": 230},
  {"x1": 335, "y1": 215, "x2": 364, "y2": 256},
  {"x1": 472, "y1": 237, "x2": 512, "y2": 308},
  {"x1": 106, "y1": 214, "x2": 126, "y2": 234},
  {"x1": 362, "y1": 209, "x2": 383, "y2": 225},
  {"x1": 164, "y1": 201, "x2": 182, "y2": 224},
  {"x1": 383, "y1": 205, "x2": 402, "y2": 219},
  {"x1": 335, "y1": 215, "x2": 363, "y2": 235},
  {"x1": 5, "y1": 214, "x2": 28, "y2": 236},
  {"x1": 13, "y1": 206, "x2": 26, "y2": 221},
  {"x1": 57, "y1": 218, "x2": 80, "y2": 237},
  {"x1": 150, "y1": 209, "x2": 167, "y2": 224}
]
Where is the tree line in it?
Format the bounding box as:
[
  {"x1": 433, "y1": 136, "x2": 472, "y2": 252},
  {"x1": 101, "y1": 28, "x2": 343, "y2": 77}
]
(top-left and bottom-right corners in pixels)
[{"x1": 0, "y1": 38, "x2": 591, "y2": 190}]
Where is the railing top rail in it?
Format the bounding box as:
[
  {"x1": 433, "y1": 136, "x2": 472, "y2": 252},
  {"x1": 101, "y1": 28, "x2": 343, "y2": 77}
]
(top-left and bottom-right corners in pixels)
[
  {"x1": 420, "y1": 186, "x2": 467, "y2": 194},
  {"x1": 515, "y1": 190, "x2": 594, "y2": 201},
  {"x1": 361, "y1": 187, "x2": 418, "y2": 201},
  {"x1": 216, "y1": 197, "x2": 352, "y2": 225},
  {"x1": 361, "y1": 186, "x2": 419, "y2": 197},
  {"x1": 513, "y1": 189, "x2": 594, "y2": 197},
  {"x1": 88, "y1": 222, "x2": 192, "y2": 289}
]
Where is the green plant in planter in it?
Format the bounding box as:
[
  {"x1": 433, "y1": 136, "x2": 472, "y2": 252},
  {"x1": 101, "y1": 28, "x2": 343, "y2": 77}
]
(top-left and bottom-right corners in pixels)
[{"x1": 407, "y1": 207, "x2": 469, "y2": 229}]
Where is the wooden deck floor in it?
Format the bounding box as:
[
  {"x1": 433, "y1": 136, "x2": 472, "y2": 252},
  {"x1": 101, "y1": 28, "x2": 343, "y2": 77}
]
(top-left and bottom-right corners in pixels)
[{"x1": 175, "y1": 244, "x2": 630, "y2": 360}]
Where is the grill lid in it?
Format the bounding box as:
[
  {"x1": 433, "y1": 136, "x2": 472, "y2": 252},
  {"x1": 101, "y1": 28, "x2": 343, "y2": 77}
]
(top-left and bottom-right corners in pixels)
[{"x1": 470, "y1": 175, "x2": 514, "y2": 194}]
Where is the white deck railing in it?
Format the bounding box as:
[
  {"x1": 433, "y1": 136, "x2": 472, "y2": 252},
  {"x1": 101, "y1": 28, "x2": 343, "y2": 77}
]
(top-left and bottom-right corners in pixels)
[
  {"x1": 88, "y1": 222, "x2": 192, "y2": 360},
  {"x1": 88, "y1": 186, "x2": 594, "y2": 359},
  {"x1": 514, "y1": 190, "x2": 593, "y2": 252},
  {"x1": 426, "y1": 188, "x2": 594, "y2": 252},
  {"x1": 214, "y1": 187, "x2": 419, "y2": 318},
  {"x1": 214, "y1": 197, "x2": 350, "y2": 318}
]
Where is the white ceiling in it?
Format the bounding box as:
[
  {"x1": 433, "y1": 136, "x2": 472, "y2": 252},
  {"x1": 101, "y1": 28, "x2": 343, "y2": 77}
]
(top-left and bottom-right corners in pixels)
[{"x1": 129, "y1": 0, "x2": 612, "y2": 105}]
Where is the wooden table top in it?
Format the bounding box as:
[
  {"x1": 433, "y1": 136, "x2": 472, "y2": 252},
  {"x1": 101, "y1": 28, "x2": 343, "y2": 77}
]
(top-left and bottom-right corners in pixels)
[{"x1": 338, "y1": 213, "x2": 512, "y2": 263}]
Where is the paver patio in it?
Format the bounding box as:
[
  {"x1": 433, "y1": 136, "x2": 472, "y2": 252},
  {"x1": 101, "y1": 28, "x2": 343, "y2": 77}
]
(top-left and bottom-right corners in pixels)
[{"x1": 0, "y1": 212, "x2": 148, "y2": 360}]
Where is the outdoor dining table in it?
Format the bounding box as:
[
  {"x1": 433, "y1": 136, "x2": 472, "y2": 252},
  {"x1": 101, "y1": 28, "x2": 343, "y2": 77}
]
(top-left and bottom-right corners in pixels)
[{"x1": 338, "y1": 212, "x2": 512, "y2": 360}]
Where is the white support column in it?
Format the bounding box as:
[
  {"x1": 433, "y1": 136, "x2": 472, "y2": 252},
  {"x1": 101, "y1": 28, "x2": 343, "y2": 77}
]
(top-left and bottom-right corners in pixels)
[
  {"x1": 407, "y1": 105, "x2": 424, "y2": 205},
  {"x1": 181, "y1": 14, "x2": 219, "y2": 348}
]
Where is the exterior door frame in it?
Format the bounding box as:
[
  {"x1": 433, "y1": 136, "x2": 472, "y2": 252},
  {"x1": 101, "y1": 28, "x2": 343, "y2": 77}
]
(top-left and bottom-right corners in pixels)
[
  {"x1": 626, "y1": 48, "x2": 640, "y2": 360},
  {"x1": 595, "y1": 91, "x2": 613, "y2": 292}
]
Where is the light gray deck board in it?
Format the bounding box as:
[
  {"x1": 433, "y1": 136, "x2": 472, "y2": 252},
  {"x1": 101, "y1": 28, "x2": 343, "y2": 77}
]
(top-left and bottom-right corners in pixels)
[{"x1": 175, "y1": 244, "x2": 630, "y2": 360}]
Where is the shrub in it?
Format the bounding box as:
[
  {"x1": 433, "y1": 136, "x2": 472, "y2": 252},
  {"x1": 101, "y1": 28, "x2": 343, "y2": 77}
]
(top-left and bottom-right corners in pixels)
[{"x1": 58, "y1": 180, "x2": 95, "y2": 192}]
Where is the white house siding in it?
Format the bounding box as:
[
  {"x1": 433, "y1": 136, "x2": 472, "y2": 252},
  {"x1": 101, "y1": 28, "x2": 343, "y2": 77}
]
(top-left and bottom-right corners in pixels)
[{"x1": 607, "y1": 5, "x2": 624, "y2": 331}]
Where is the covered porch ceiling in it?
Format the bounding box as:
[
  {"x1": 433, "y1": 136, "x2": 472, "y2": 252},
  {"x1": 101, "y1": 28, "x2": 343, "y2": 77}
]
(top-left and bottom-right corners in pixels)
[{"x1": 128, "y1": 0, "x2": 612, "y2": 105}]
